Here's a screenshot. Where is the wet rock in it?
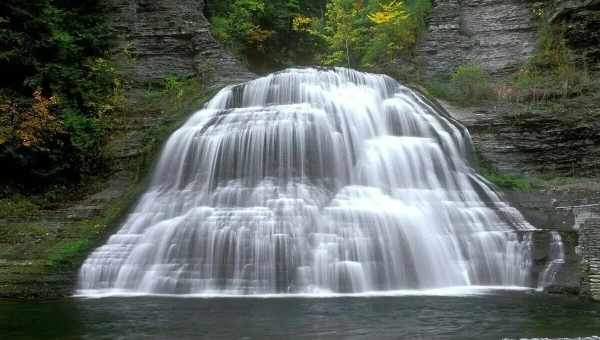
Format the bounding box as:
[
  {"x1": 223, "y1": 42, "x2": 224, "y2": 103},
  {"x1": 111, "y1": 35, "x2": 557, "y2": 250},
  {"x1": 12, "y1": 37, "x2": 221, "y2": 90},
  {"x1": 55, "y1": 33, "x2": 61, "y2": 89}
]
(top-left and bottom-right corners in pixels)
[
  {"x1": 528, "y1": 229, "x2": 581, "y2": 293},
  {"x1": 580, "y1": 217, "x2": 600, "y2": 300}
]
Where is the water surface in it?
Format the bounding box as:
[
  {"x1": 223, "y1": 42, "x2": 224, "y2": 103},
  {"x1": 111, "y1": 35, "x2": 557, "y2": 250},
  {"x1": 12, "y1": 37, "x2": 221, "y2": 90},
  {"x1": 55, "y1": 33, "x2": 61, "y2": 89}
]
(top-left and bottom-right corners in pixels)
[{"x1": 2, "y1": 290, "x2": 599, "y2": 339}]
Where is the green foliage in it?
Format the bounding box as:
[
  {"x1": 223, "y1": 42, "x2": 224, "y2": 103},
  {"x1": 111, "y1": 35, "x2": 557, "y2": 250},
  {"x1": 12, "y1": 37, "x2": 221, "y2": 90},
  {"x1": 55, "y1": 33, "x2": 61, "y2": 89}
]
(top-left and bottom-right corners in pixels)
[
  {"x1": 207, "y1": 0, "x2": 431, "y2": 72},
  {"x1": 0, "y1": 195, "x2": 40, "y2": 219},
  {"x1": 510, "y1": 8, "x2": 591, "y2": 103},
  {"x1": 483, "y1": 171, "x2": 535, "y2": 192},
  {"x1": 318, "y1": 0, "x2": 431, "y2": 70},
  {"x1": 423, "y1": 63, "x2": 491, "y2": 105},
  {"x1": 450, "y1": 64, "x2": 492, "y2": 104},
  {"x1": 208, "y1": 0, "x2": 327, "y2": 71},
  {"x1": 164, "y1": 75, "x2": 185, "y2": 98},
  {"x1": 0, "y1": 0, "x2": 119, "y2": 192},
  {"x1": 479, "y1": 161, "x2": 535, "y2": 192},
  {"x1": 47, "y1": 239, "x2": 92, "y2": 266}
]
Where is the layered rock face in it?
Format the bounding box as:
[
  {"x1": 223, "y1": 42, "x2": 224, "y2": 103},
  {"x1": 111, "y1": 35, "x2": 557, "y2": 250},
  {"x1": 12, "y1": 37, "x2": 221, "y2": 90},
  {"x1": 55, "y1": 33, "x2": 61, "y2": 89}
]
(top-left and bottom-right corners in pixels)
[
  {"x1": 415, "y1": 0, "x2": 543, "y2": 77},
  {"x1": 443, "y1": 101, "x2": 600, "y2": 297},
  {"x1": 107, "y1": 0, "x2": 253, "y2": 86},
  {"x1": 458, "y1": 106, "x2": 600, "y2": 177},
  {"x1": 551, "y1": 0, "x2": 600, "y2": 69},
  {"x1": 416, "y1": 0, "x2": 600, "y2": 77}
]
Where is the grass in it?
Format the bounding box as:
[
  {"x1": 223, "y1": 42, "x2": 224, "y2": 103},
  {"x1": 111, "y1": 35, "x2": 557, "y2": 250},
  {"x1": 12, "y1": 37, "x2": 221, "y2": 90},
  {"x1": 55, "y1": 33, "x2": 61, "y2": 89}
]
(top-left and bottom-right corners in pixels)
[
  {"x1": 477, "y1": 156, "x2": 598, "y2": 193},
  {"x1": 483, "y1": 171, "x2": 536, "y2": 192}
]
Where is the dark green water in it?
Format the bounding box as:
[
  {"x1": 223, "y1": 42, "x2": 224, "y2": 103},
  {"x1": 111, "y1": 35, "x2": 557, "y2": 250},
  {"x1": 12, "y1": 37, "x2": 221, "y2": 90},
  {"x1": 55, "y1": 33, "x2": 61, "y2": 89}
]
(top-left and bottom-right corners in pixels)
[{"x1": 1, "y1": 291, "x2": 599, "y2": 339}]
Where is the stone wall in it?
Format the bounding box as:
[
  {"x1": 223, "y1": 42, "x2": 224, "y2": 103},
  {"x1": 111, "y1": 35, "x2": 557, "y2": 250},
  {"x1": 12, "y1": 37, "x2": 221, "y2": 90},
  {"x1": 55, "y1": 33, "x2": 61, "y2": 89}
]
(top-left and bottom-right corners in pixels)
[
  {"x1": 415, "y1": 0, "x2": 543, "y2": 77},
  {"x1": 580, "y1": 215, "x2": 600, "y2": 300}
]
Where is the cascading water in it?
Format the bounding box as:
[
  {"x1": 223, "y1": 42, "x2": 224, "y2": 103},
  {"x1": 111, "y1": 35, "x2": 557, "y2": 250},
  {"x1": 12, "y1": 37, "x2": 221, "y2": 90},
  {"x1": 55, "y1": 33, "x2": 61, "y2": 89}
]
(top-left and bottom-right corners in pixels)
[
  {"x1": 537, "y1": 231, "x2": 565, "y2": 290},
  {"x1": 78, "y1": 68, "x2": 534, "y2": 296}
]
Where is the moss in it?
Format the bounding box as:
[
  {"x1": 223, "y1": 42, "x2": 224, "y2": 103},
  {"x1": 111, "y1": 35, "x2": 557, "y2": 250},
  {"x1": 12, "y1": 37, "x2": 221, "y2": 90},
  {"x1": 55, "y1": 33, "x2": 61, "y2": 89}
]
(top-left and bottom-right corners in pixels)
[
  {"x1": 47, "y1": 239, "x2": 92, "y2": 266},
  {"x1": 477, "y1": 155, "x2": 537, "y2": 192},
  {"x1": 483, "y1": 171, "x2": 536, "y2": 192},
  {"x1": 0, "y1": 196, "x2": 40, "y2": 219}
]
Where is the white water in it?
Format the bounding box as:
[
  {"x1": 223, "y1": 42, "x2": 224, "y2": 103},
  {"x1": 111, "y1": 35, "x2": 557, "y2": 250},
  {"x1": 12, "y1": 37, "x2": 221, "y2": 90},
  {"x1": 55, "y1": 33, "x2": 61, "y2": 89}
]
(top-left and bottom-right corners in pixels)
[
  {"x1": 537, "y1": 231, "x2": 565, "y2": 290},
  {"x1": 78, "y1": 68, "x2": 533, "y2": 295}
]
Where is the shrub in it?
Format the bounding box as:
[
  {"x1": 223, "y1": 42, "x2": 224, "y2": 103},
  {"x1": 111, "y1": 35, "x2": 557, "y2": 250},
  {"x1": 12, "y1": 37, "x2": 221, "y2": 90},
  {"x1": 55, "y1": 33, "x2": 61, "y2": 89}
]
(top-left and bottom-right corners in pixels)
[
  {"x1": 207, "y1": 0, "x2": 327, "y2": 71},
  {"x1": 0, "y1": 0, "x2": 120, "y2": 192},
  {"x1": 450, "y1": 63, "x2": 492, "y2": 104},
  {"x1": 319, "y1": 0, "x2": 432, "y2": 70},
  {"x1": 509, "y1": 5, "x2": 592, "y2": 103},
  {"x1": 207, "y1": 0, "x2": 432, "y2": 72}
]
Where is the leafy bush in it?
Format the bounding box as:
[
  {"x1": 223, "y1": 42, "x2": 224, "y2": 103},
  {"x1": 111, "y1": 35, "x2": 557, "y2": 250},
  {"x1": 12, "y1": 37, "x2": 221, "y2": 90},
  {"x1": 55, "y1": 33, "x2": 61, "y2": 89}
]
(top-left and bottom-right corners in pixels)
[
  {"x1": 0, "y1": 0, "x2": 119, "y2": 192},
  {"x1": 449, "y1": 63, "x2": 492, "y2": 104},
  {"x1": 423, "y1": 63, "x2": 491, "y2": 105},
  {"x1": 317, "y1": 0, "x2": 431, "y2": 69},
  {"x1": 510, "y1": 6, "x2": 592, "y2": 103},
  {"x1": 483, "y1": 171, "x2": 535, "y2": 192},
  {"x1": 478, "y1": 159, "x2": 536, "y2": 192},
  {"x1": 48, "y1": 239, "x2": 92, "y2": 266},
  {"x1": 207, "y1": 0, "x2": 327, "y2": 71},
  {"x1": 207, "y1": 0, "x2": 432, "y2": 72}
]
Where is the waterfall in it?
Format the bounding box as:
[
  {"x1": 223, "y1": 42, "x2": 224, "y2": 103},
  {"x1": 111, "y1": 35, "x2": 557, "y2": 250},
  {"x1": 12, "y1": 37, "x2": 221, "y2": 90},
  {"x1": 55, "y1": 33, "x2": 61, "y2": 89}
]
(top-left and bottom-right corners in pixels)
[
  {"x1": 78, "y1": 68, "x2": 533, "y2": 295},
  {"x1": 537, "y1": 232, "x2": 565, "y2": 290}
]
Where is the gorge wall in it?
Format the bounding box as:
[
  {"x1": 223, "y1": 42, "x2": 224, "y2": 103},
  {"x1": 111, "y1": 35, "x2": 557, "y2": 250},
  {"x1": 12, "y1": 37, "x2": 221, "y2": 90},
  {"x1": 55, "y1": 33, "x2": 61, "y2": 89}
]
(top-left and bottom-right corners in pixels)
[
  {"x1": 422, "y1": 0, "x2": 600, "y2": 298},
  {"x1": 415, "y1": 0, "x2": 600, "y2": 77},
  {"x1": 3, "y1": 0, "x2": 599, "y2": 299},
  {"x1": 107, "y1": 0, "x2": 253, "y2": 86},
  {"x1": 415, "y1": 0, "x2": 543, "y2": 77}
]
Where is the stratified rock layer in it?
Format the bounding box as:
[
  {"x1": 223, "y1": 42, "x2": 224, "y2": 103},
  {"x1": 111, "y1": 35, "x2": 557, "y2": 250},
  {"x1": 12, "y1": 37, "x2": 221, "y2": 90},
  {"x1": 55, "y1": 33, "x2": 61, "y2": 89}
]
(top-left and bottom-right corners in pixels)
[
  {"x1": 107, "y1": 0, "x2": 253, "y2": 86},
  {"x1": 415, "y1": 0, "x2": 542, "y2": 77},
  {"x1": 444, "y1": 102, "x2": 600, "y2": 177}
]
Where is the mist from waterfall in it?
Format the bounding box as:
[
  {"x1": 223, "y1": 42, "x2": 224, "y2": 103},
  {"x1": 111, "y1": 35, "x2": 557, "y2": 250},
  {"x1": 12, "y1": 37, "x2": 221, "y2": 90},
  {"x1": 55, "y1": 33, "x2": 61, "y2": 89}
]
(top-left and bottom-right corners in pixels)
[{"x1": 78, "y1": 68, "x2": 533, "y2": 296}]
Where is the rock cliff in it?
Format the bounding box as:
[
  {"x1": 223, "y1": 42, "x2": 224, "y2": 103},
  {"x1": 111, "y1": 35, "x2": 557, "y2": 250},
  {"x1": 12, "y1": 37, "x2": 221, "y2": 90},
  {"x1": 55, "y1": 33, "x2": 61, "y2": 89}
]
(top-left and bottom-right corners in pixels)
[
  {"x1": 107, "y1": 0, "x2": 253, "y2": 86},
  {"x1": 551, "y1": 0, "x2": 600, "y2": 68},
  {"x1": 449, "y1": 102, "x2": 600, "y2": 177},
  {"x1": 415, "y1": 0, "x2": 543, "y2": 77},
  {"x1": 416, "y1": 0, "x2": 600, "y2": 77}
]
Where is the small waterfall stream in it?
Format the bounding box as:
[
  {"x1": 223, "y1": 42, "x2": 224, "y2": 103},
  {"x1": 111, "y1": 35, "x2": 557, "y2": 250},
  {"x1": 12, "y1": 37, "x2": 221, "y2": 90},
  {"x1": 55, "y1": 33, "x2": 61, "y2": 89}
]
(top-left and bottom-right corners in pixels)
[
  {"x1": 538, "y1": 232, "x2": 566, "y2": 290},
  {"x1": 78, "y1": 68, "x2": 533, "y2": 295}
]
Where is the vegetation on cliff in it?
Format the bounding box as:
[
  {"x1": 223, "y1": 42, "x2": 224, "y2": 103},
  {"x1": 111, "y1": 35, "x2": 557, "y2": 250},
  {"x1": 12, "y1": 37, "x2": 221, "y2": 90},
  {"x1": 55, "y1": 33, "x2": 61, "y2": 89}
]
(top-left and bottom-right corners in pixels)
[
  {"x1": 0, "y1": 0, "x2": 120, "y2": 194},
  {"x1": 0, "y1": 74, "x2": 211, "y2": 299},
  {"x1": 207, "y1": 0, "x2": 431, "y2": 72}
]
